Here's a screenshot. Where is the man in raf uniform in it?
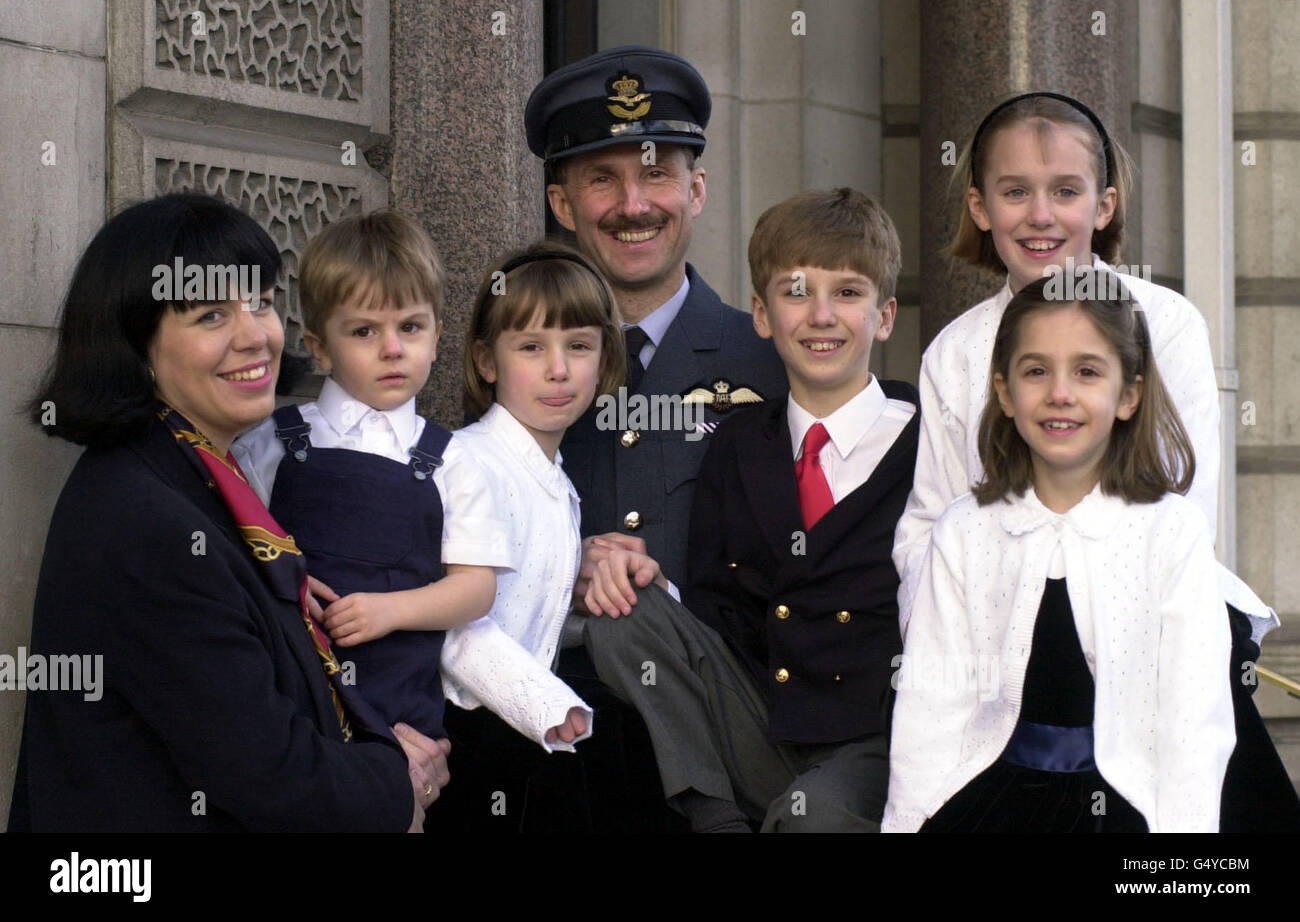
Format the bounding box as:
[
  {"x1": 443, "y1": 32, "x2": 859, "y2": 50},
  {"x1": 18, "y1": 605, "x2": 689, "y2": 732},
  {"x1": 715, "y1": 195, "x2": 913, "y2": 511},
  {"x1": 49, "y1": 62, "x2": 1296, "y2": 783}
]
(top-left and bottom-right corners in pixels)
[
  {"x1": 520, "y1": 46, "x2": 786, "y2": 831},
  {"x1": 526, "y1": 45, "x2": 787, "y2": 589}
]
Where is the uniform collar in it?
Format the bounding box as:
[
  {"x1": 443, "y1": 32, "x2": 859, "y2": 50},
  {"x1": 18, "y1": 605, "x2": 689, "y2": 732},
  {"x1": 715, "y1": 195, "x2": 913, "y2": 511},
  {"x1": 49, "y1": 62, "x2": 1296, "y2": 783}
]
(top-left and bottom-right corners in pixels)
[
  {"x1": 315, "y1": 377, "x2": 418, "y2": 449},
  {"x1": 481, "y1": 402, "x2": 576, "y2": 500},
  {"x1": 998, "y1": 481, "x2": 1128, "y2": 540},
  {"x1": 786, "y1": 376, "x2": 886, "y2": 460},
  {"x1": 629, "y1": 273, "x2": 689, "y2": 347}
]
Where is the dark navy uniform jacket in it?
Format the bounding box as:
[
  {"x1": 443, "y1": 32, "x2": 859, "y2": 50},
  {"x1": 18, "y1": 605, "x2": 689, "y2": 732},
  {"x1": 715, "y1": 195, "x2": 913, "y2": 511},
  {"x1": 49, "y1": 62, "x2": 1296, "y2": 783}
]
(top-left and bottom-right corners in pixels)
[
  {"x1": 8, "y1": 419, "x2": 412, "y2": 832},
  {"x1": 684, "y1": 381, "x2": 921, "y2": 746},
  {"x1": 560, "y1": 264, "x2": 788, "y2": 585}
]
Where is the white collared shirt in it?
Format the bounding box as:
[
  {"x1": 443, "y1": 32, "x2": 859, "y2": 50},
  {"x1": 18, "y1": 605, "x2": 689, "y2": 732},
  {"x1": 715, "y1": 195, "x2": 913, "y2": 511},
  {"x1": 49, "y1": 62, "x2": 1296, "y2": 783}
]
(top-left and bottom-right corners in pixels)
[
  {"x1": 232, "y1": 377, "x2": 509, "y2": 569},
  {"x1": 627, "y1": 274, "x2": 689, "y2": 369},
  {"x1": 883, "y1": 484, "x2": 1235, "y2": 834},
  {"x1": 787, "y1": 376, "x2": 916, "y2": 503},
  {"x1": 437, "y1": 403, "x2": 593, "y2": 752},
  {"x1": 891, "y1": 255, "x2": 1278, "y2": 639}
]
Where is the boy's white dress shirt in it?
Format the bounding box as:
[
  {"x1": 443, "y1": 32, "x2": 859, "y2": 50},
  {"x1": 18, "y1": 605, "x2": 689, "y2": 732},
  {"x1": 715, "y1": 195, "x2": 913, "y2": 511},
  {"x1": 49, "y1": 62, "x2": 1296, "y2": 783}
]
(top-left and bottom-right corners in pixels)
[
  {"x1": 882, "y1": 484, "x2": 1236, "y2": 834},
  {"x1": 786, "y1": 375, "x2": 915, "y2": 500}
]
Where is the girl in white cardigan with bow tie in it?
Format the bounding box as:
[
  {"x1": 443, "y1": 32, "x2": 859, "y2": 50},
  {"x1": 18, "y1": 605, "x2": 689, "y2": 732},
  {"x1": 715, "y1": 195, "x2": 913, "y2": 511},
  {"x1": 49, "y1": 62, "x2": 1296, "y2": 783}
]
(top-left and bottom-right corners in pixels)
[{"x1": 883, "y1": 272, "x2": 1235, "y2": 833}]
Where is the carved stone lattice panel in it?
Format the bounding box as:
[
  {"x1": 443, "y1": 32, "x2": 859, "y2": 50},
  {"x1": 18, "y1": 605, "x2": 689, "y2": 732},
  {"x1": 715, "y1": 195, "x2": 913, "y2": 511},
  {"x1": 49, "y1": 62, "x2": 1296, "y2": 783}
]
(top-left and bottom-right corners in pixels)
[
  {"x1": 153, "y1": 0, "x2": 362, "y2": 100},
  {"x1": 155, "y1": 158, "x2": 364, "y2": 356}
]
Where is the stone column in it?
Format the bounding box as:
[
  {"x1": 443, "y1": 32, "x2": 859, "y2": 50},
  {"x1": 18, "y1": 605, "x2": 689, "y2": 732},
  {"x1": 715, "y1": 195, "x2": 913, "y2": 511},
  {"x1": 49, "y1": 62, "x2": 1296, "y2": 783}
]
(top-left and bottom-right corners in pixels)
[
  {"x1": 918, "y1": 0, "x2": 1138, "y2": 346},
  {"x1": 388, "y1": 0, "x2": 544, "y2": 427},
  {"x1": 1181, "y1": 0, "x2": 1236, "y2": 566},
  {"x1": 0, "y1": 0, "x2": 106, "y2": 829},
  {"x1": 1232, "y1": 0, "x2": 1300, "y2": 781}
]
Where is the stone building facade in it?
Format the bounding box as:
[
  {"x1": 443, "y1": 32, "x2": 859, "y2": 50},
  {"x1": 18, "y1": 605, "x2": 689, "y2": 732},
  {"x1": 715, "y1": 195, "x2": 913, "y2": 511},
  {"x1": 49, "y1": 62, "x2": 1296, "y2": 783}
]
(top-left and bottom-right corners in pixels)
[{"x1": 1, "y1": 0, "x2": 1297, "y2": 826}]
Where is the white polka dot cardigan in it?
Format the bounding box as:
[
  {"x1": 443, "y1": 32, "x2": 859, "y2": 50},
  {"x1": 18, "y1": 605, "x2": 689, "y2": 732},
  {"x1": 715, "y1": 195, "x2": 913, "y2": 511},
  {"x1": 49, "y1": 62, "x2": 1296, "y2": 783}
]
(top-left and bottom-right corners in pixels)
[{"x1": 882, "y1": 484, "x2": 1235, "y2": 833}]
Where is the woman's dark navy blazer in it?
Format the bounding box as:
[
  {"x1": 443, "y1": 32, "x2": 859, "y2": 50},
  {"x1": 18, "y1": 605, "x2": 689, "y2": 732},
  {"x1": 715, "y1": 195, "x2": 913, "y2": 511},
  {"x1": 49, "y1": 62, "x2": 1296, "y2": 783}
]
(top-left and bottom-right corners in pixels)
[{"x1": 8, "y1": 419, "x2": 412, "y2": 832}]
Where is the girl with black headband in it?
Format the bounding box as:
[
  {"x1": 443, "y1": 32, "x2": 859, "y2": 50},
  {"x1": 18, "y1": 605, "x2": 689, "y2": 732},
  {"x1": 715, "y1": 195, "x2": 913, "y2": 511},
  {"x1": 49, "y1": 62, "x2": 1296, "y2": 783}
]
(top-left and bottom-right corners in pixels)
[
  {"x1": 429, "y1": 242, "x2": 632, "y2": 829},
  {"x1": 891, "y1": 92, "x2": 1299, "y2": 831}
]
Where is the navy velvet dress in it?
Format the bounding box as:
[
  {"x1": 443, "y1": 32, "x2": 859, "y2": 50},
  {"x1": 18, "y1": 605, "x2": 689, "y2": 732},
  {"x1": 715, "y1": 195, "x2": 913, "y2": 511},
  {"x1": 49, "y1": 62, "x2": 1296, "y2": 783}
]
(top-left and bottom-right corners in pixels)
[{"x1": 922, "y1": 578, "x2": 1147, "y2": 833}]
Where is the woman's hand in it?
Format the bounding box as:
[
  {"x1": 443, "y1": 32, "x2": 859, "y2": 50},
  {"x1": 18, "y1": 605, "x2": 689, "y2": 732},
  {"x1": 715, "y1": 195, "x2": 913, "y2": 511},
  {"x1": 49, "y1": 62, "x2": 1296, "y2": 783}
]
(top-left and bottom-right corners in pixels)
[
  {"x1": 393, "y1": 722, "x2": 451, "y2": 810},
  {"x1": 410, "y1": 795, "x2": 425, "y2": 833}
]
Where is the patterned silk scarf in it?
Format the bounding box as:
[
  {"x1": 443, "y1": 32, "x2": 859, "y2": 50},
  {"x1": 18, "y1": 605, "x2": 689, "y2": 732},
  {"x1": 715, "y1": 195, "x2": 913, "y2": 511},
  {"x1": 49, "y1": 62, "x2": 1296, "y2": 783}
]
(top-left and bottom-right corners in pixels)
[{"x1": 158, "y1": 405, "x2": 353, "y2": 741}]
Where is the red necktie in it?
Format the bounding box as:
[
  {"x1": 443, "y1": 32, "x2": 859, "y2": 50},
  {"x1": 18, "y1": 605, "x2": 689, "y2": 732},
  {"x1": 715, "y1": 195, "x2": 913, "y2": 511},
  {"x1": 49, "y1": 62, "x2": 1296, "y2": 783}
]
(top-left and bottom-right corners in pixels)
[{"x1": 796, "y1": 422, "x2": 835, "y2": 529}]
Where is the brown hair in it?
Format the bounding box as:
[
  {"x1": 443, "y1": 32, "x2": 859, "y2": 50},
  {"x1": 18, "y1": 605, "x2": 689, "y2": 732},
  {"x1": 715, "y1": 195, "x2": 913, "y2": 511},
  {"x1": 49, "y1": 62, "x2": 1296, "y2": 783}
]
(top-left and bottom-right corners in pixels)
[
  {"x1": 950, "y1": 95, "x2": 1136, "y2": 274},
  {"x1": 299, "y1": 210, "x2": 445, "y2": 337},
  {"x1": 748, "y1": 187, "x2": 902, "y2": 303},
  {"x1": 463, "y1": 241, "x2": 626, "y2": 416},
  {"x1": 973, "y1": 270, "x2": 1194, "y2": 505}
]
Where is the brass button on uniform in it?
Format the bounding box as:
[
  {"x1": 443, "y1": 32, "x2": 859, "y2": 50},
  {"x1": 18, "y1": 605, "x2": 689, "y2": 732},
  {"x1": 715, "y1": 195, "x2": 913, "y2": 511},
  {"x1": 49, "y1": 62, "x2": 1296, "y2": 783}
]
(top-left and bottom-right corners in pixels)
[
  {"x1": 623, "y1": 511, "x2": 642, "y2": 531},
  {"x1": 620, "y1": 430, "x2": 640, "y2": 448},
  {"x1": 775, "y1": 604, "x2": 790, "y2": 620},
  {"x1": 775, "y1": 668, "x2": 790, "y2": 683},
  {"x1": 836, "y1": 610, "x2": 851, "y2": 624}
]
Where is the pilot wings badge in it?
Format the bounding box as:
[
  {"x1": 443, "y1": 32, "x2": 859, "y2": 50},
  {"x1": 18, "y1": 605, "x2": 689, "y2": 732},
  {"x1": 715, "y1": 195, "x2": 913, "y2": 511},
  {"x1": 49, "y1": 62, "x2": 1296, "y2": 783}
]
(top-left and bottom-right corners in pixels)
[{"x1": 682, "y1": 379, "x2": 764, "y2": 412}]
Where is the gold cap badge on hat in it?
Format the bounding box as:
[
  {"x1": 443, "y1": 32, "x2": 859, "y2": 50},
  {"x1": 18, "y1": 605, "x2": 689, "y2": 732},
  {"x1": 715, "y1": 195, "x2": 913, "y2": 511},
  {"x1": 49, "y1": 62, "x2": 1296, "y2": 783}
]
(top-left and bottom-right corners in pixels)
[{"x1": 607, "y1": 73, "x2": 652, "y2": 120}]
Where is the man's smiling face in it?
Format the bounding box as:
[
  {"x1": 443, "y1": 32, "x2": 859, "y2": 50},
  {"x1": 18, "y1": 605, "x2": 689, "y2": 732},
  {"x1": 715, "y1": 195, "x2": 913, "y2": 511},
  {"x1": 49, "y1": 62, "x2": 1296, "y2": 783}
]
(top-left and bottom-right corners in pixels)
[{"x1": 546, "y1": 144, "x2": 704, "y2": 310}]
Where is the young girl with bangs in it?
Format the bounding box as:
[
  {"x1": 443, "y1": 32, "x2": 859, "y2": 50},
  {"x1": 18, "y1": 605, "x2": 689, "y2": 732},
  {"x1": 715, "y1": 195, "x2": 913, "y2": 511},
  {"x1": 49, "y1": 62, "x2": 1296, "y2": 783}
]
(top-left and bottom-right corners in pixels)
[
  {"x1": 884, "y1": 275, "x2": 1233, "y2": 833},
  {"x1": 892, "y1": 92, "x2": 1300, "y2": 831},
  {"x1": 431, "y1": 241, "x2": 630, "y2": 829}
]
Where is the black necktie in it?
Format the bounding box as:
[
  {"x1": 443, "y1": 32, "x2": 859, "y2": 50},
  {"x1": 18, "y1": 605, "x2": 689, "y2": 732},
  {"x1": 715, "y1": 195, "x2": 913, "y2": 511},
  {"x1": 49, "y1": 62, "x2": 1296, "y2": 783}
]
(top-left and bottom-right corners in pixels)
[{"x1": 624, "y1": 325, "x2": 649, "y2": 392}]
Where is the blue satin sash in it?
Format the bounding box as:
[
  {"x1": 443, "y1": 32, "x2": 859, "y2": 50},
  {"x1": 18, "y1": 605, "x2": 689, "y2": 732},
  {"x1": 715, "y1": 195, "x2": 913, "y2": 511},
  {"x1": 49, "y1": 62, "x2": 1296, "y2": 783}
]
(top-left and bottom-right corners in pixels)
[{"x1": 1001, "y1": 720, "x2": 1096, "y2": 772}]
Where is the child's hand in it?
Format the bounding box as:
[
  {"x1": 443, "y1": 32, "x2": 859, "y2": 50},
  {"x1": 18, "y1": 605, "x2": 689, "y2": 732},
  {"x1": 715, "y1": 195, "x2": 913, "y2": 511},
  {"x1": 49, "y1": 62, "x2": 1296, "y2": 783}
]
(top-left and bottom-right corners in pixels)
[
  {"x1": 544, "y1": 707, "x2": 589, "y2": 746},
  {"x1": 305, "y1": 574, "x2": 339, "y2": 622},
  {"x1": 583, "y1": 544, "x2": 668, "y2": 617},
  {"x1": 574, "y1": 533, "x2": 647, "y2": 605},
  {"x1": 320, "y1": 592, "x2": 394, "y2": 646}
]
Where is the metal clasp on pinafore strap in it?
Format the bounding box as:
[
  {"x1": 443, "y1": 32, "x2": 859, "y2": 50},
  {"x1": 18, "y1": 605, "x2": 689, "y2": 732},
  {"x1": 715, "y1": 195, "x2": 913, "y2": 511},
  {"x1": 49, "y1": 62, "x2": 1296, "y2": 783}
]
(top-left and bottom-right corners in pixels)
[
  {"x1": 272, "y1": 405, "x2": 313, "y2": 461},
  {"x1": 274, "y1": 404, "x2": 453, "y2": 484},
  {"x1": 408, "y1": 419, "x2": 452, "y2": 481}
]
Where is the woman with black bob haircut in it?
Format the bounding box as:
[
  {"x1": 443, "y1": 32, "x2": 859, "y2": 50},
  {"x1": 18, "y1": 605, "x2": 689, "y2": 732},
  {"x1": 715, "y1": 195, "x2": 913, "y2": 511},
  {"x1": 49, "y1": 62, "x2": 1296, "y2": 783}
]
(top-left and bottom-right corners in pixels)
[{"x1": 10, "y1": 193, "x2": 449, "y2": 831}]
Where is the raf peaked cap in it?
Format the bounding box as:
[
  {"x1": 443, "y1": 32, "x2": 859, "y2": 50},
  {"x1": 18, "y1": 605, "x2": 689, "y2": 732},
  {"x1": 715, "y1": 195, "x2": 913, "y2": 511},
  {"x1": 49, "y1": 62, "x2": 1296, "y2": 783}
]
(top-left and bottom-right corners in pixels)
[{"x1": 525, "y1": 45, "x2": 710, "y2": 162}]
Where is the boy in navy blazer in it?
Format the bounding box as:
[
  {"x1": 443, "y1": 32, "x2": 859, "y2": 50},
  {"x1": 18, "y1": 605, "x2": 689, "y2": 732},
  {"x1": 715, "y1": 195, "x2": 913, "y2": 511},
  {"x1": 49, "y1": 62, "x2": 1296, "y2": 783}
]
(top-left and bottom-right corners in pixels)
[{"x1": 581, "y1": 188, "x2": 918, "y2": 831}]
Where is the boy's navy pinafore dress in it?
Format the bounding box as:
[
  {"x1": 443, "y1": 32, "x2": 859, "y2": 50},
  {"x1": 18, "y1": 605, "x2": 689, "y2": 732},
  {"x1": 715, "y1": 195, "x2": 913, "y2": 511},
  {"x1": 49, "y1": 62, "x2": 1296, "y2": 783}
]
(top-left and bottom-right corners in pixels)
[{"x1": 267, "y1": 405, "x2": 451, "y2": 738}]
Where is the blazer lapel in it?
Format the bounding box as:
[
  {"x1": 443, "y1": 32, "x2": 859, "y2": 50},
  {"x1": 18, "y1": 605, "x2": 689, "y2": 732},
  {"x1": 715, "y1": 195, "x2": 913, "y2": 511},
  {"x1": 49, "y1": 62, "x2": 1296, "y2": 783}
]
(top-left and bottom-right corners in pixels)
[
  {"x1": 789, "y1": 379, "x2": 921, "y2": 549},
  {"x1": 811, "y1": 407, "x2": 920, "y2": 547},
  {"x1": 735, "y1": 401, "x2": 805, "y2": 562},
  {"x1": 134, "y1": 421, "x2": 357, "y2": 735}
]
